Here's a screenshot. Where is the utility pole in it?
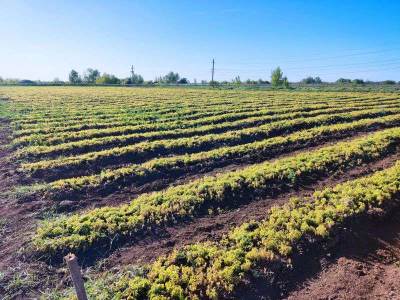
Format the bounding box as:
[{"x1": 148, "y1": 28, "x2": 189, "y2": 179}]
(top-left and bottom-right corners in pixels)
[
  {"x1": 131, "y1": 65, "x2": 135, "y2": 82},
  {"x1": 211, "y1": 59, "x2": 215, "y2": 83}
]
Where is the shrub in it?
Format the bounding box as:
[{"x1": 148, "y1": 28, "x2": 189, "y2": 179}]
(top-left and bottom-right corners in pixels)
[{"x1": 336, "y1": 78, "x2": 351, "y2": 84}]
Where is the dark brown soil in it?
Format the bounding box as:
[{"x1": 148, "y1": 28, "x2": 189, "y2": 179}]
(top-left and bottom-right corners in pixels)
[
  {"x1": 101, "y1": 151, "x2": 400, "y2": 268},
  {"x1": 230, "y1": 208, "x2": 400, "y2": 300},
  {"x1": 286, "y1": 216, "x2": 400, "y2": 300},
  {"x1": 23, "y1": 109, "x2": 400, "y2": 181},
  {"x1": 2, "y1": 116, "x2": 400, "y2": 299},
  {"x1": 36, "y1": 123, "x2": 400, "y2": 211},
  {"x1": 23, "y1": 105, "x2": 396, "y2": 159},
  {"x1": 0, "y1": 119, "x2": 58, "y2": 299}
]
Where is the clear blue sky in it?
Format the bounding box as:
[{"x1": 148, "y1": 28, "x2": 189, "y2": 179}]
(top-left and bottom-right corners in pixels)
[{"x1": 1, "y1": 0, "x2": 399, "y2": 82}]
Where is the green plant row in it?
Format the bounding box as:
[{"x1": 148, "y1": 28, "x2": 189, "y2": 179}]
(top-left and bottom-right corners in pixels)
[
  {"x1": 32, "y1": 126, "x2": 400, "y2": 257},
  {"x1": 12, "y1": 103, "x2": 351, "y2": 148},
  {"x1": 13, "y1": 100, "x2": 269, "y2": 133},
  {"x1": 21, "y1": 109, "x2": 400, "y2": 173},
  {"x1": 19, "y1": 105, "x2": 400, "y2": 158},
  {"x1": 12, "y1": 103, "x2": 269, "y2": 138},
  {"x1": 14, "y1": 96, "x2": 400, "y2": 148},
  {"x1": 12, "y1": 93, "x2": 397, "y2": 139},
  {"x1": 14, "y1": 92, "x2": 399, "y2": 135},
  {"x1": 16, "y1": 91, "x2": 340, "y2": 134},
  {"x1": 12, "y1": 101, "x2": 217, "y2": 125},
  {"x1": 47, "y1": 113, "x2": 400, "y2": 191},
  {"x1": 12, "y1": 100, "x2": 356, "y2": 145},
  {"x1": 3, "y1": 91, "x2": 360, "y2": 121},
  {"x1": 71, "y1": 161, "x2": 400, "y2": 299},
  {"x1": 9, "y1": 90, "x2": 299, "y2": 122}
]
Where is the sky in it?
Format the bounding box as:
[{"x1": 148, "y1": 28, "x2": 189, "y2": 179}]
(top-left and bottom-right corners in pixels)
[{"x1": 1, "y1": 0, "x2": 400, "y2": 83}]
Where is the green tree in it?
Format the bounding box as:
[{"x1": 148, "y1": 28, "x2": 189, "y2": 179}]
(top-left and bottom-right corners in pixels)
[
  {"x1": 352, "y1": 79, "x2": 364, "y2": 84},
  {"x1": 163, "y1": 72, "x2": 180, "y2": 83},
  {"x1": 302, "y1": 76, "x2": 315, "y2": 84},
  {"x1": 53, "y1": 77, "x2": 63, "y2": 84},
  {"x1": 178, "y1": 78, "x2": 188, "y2": 84},
  {"x1": 129, "y1": 74, "x2": 144, "y2": 84},
  {"x1": 336, "y1": 78, "x2": 351, "y2": 84},
  {"x1": 257, "y1": 78, "x2": 269, "y2": 84},
  {"x1": 232, "y1": 76, "x2": 241, "y2": 84},
  {"x1": 314, "y1": 77, "x2": 322, "y2": 83},
  {"x1": 83, "y1": 68, "x2": 100, "y2": 83},
  {"x1": 271, "y1": 67, "x2": 289, "y2": 88},
  {"x1": 381, "y1": 80, "x2": 396, "y2": 85},
  {"x1": 68, "y1": 70, "x2": 81, "y2": 84},
  {"x1": 2, "y1": 78, "x2": 19, "y2": 84},
  {"x1": 271, "y1": 67, "x2": 286, "y2": 87},
  {"x1": 96, "y1": 73, "x2": 121, "y2": 84},
  {"x1": 282, "y1": 77, "x2": 290, "y2": 88}
]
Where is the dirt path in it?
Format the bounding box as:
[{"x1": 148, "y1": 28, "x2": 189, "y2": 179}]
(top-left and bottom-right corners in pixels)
[{"x1": 101, "y1": 151, "x2": 400, "y2": 269}]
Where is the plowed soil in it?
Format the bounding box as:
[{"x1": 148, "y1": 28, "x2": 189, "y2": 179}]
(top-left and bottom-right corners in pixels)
[
  {"x1": 231, "y1": 209, "x2": 400, "y2": 300},
  {"x1": 102, "y1": 151, "x2": 400, "y2": 268},
  {"x1": 1, "y1": 118, "x2": 400, "y2": 299}
]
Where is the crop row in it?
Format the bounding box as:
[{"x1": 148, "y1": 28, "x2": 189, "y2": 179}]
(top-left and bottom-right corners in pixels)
[
  {"x1": 13, "y1": 100, "x2": 270, "y2": 132},
  {"x1": 15, "y1": 92, "x2": 326, "y2": 124},
  {"x1": 13, "y1": 97, "x2": 400, "y2": 148},
  {"x1": 10, "y1": 93, "x2": 398, "y2": 138},
  {"x1": 22, "y1": 109, "x2": 400, "y2": 176},
  {"x1": 11, "y1": 99, "x2": 237, "y2": 124},
  {"x1": 12, "y1": 103, "x2": 269, "y2": 137},
  {"x1": 12, "y1": 91, "x2": 334, "y2": 130},
  {"x1": 12, "y1": 101, "x2": 322, "y2": 146},
  {"x1": 18, "y1": 105, "x2": 400, "y2": 158},
  {"x1": 11, "y1": 101, "x2": 319, "y2": 139},
  {"x1": 11, "y1": 93, "x2": 376, "y2": 138},
  {"x1": 2, "y1": 90, "x2": 364, "y2": 118},
  {"x1": 74, "y1": 161, "x2": 400, "y2": 299},
  {"x1": 32, "y1": 126, "x2": 400, "y2": 256},
  {"x1": 13, "y1": 98, "x2": 398, "y2": 147},
  {"x1": 46, "y1": 113, "x2": 400, "y2": 192}
]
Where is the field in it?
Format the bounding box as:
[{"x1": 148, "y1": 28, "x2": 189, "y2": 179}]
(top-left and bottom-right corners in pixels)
[{"x1": 0, "y1": 86, "x2": 400, "y2": 299}]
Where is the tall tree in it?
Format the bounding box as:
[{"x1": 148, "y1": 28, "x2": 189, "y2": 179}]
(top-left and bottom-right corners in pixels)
[
  {"x1": 163, "y1": 72, "x2": 180, "y2": 83},
  {"x1": 68, "y1": 70, "x2": 81, "y2": 84},
  {"x1": 95, "y1": 73, "x2": 121, "y2": 84},
  {"x1": 83, "y1": 68, "x2": 100, "y2": 83},
  {"x1": 271, "y1": 67, "x2": 284, "y2": 87}
]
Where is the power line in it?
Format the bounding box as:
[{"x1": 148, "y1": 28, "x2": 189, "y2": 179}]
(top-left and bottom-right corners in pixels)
[
  {"x1": 216, "y1": 58, "x2": 400, "y2": 72},
  {"x1": 287, "y1": 66, "x2": 400, "y2": 77},
  {"x1": 217, "y1": 46, "x2": 400, "y2": 65},
  {"x1": 217, "y1": 41, "x2": 400, "y2": 63},
  {"x1": 217, "y1": 62, "x2": 400, "y2": 76},
  {"x1": 214, "y1": 66, "x2": 400, "y2": 80}
]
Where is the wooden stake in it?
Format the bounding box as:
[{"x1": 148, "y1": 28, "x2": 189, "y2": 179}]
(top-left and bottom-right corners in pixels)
[{"x1": 64, "y1": 254, "x2": 88, "y2": 300}]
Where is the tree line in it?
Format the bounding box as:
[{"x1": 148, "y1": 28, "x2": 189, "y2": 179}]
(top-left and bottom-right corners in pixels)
[
  {"x1": 0, "y1": 67, "x2": 399, "y2": 86},
  {"x1": 68, "y1": 69, "x2": 190, "y2": 85}
]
